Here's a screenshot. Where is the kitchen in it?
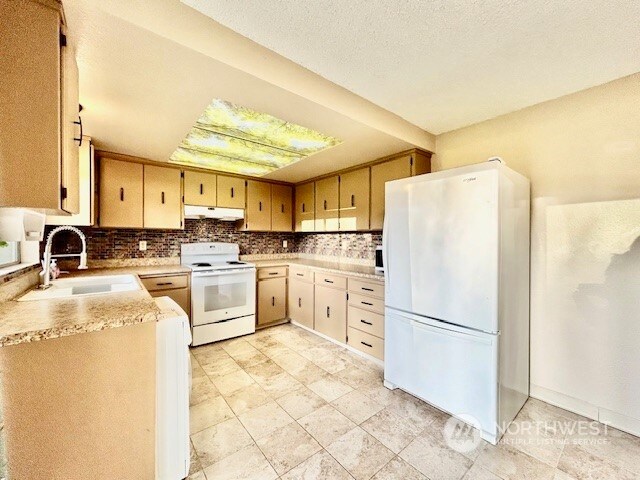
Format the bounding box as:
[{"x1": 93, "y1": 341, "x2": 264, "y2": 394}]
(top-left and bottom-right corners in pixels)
[{"x1": 1, "y1": 1, "x2": 640, "y2": 479}]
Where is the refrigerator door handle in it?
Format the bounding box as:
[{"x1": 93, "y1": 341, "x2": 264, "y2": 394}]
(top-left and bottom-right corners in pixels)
[
  {"x1": 382, "y1": 213, "x2": 390, "y2": 288},
  {"x1": 409, "y1": 319, "x2": 493, "y2": 344}
]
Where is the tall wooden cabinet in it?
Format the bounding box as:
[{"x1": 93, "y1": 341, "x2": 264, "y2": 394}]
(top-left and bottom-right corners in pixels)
[
  {"x1": 370, "y1": 152, "x2": 430, "y2": 230},
  {"x1": 0, "y1": 0, "x2": 80, "y2": 213},
  {"x1": 315, "y1": 176, "x2": 339, "y2": 231},
  {"x1": 99, "y1": 159, "x2": 143, "y2": 228},
  {"x1": 143, "y1": 165, "x2": 182, "y2": 229},
  {"x1": 183, "y1": 170, "x2": 216, "y2": 206},
  {"x1": 271, "y1": 184, "x2": 293, "y2": 232},
  {"x1": 217, "y1": 175, "x2": 245, "y2": 209},
  {"x1": 339, "y1": 168, "x2": 370, "y2": 231},
  {"x1": 295, "y1": 182, "x2": 315, "y2": 232},
  {"x1": 245, "y1": 180, "x2": 272, "y2": 231}
]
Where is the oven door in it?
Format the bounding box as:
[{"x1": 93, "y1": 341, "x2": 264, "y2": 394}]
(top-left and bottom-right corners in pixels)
[{"x1": 191, "y1": 269, "x2": 256, "y2": 326}]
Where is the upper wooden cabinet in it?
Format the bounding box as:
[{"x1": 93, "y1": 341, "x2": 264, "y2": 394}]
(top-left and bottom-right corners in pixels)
[
  {"x1": 295, "y1": 182, "x2": 315, "y2": 232},
  {"x1": 143, "y1": 165, "x2": 182, "y2": 229},
  {"x1": 339, "y1": 168, "x2": 370, "y2": 231},
  {"x1": 0, "y1": 0, "x2": 80, "y2": 213},
  {"x1": 370, "y1": 152, "x2": 431, "y2": 230},
  {"x1": 217, "y1": 175, "x2": 245, "y2": 209},
  {"x1": 184, "y1": 170, "x2": 216, "y2": 206},
  {"x1": 245, "y1": 180, "x2": 272, "y2": 231},
  {"x1": 271, "y1": 184, "x2": 293, "y2": 232},
  {"x1": 315, "y1": 176, "x2": 339, "y2": 231},
  {"x1": 99, "y1": 158, "x2": 143, "y2": 228}
]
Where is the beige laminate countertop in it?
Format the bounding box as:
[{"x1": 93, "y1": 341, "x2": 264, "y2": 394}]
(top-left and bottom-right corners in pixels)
[
  {"x1": 0, "y1": 265, "x2": 190, "y2": 348},
  {"x1": 251, "y1": 258, "x2": 384, "y2": 281}
]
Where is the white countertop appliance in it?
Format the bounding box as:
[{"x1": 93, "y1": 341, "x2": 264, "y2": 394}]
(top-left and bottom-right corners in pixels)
[
  {"x1": 154, "y1": 296, "x2": 191, "y2": 480},
  {"x1": 382, "y1": 161, "x2": 530, "y2": 444},
  {"x1": 181, "y1": 242, "x2": 256, "y2": 346}
]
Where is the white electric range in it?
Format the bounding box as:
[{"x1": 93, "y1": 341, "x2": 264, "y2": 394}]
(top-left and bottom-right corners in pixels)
[{"x1": 181, "y1": 242, "x2": 256, "y2": 346}]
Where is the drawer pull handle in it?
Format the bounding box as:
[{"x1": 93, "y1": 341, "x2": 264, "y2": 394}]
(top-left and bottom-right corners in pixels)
[
  {"x1": 362, "y1": 287, "x2": 374, "y2": 292},
  {"x1": 231, "y1": 187, "x2": 235, "y2": 198},
  {"x1": 120, "y1": 187, "x2": 124, "y2": 202},
  {"x1": 361, "y1": 341, "x2": 373, "y2": 348},
  {"x1": 281, "y1": 204, "x2": 285, "y2": 213},
  {"x1": 200, "y1": 183, "x2": 203, "y2": 195},
  {"x1": 296, "y1": 273, "x2": 304, "y2": 277},
  {"x1": 268, "y1": 272, "x2": 278, "y2": 275},
  {"x1": 298, "y1": 298, "x2": 302, "y2": 308},
  {"x1": 324, "y1": 279, "x2": 334, "y2": 284},
  {"x1": 259, "y1": 201, "x2": 262, "y2": 211},
  {"x1": 326, "y1": 306, "x2": 330, "y2": 318},
  {"x1": 272, "y1": 296, "x2": 275, "y2": 306},
  {"x1": 156, "y1": 282, "x2": 174, "y2": 286},
  {"x1": 351, "y1": 194, "x2": 355, "y2": 207},
  {"x1": 323, "y1": 200, "x2": 327, "y2": 210},
  {"x1": 360, "y1": 319, "x2": 373, "y2": 326},
  {"x1": 161, "y1": 191, "x2": 165, "y2": 204},
  {"x1": 361, "y1": 301, "x2": 373, "y2": 306},
  {"x1": 302, "y1": 203, "x2": 305, "y2": 213}
]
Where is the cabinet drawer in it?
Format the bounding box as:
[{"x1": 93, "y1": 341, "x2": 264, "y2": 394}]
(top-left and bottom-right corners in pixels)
[
  {"x1": 314, "y1": 272, "x2": 347, "y2": 290},
  {"x1": 140, "y1": 274, "x2": 188, "y2": 292},
  {"x1": 348, "y1": 278, "x2": 384, "y2": 298},
  {"x1": 258, "y1": 266, "x2": 288, "y2": 279},
  {"x1": 348, "y1": 292, "x2": 384, "y2": 314},
  {"x1": 289, "y1": 266, "x2": 312, "y2": 283},
  {"x1": 348, "y1": 327, "x2": 384, "y2": 360},
  {"x1": 348, "y1": 306, "x2": 384, "y2": 338}
]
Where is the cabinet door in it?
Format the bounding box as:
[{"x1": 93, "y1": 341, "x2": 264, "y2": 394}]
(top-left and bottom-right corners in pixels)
[
  {"x1": 339, "y1": 168, "x2": 370, "y2": 231},
  {"x1": 370, "y1": 156, "x2": 412, "y2": 230},
  {"x1": 100, "y1": 159, "x2": 143, "y2": 228},
  {"x1": 245, "y1": 180, "x2": 272, "y2": 231},
  {"x1": 143, "y1": 165, "x2": 182, "y2": 229},
  {"x1": 184, "y1": 170, "x2": 216, "y2": 206},
  {"x1": 288, "y1": 279, "x2": 314, "y2": 329},
  {"x1": 61, "y1": 43, "x2": 80, "y2": 214},
  {"x1": 258, "y1": 277, "x2": 287, "y2": 326},
  {"x1": 217, "y1": 175, "x2": 245, "y2": 208},
  {"x1": 314, "y1": 176, "x2": 339, "y2": 231},
  {"x1": 294, "y1": 182, "x2": 315, "y2": 232},
  {"x1": 271, "y1": 184, "x2": 293, "y2": 232},
  {"x1": 314, "y1": 285, "x2": 347, "y2": 342}
]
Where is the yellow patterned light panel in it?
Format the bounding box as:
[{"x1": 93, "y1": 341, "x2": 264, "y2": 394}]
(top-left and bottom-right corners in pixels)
[{"x1": 170, "y1": 99, "x2": 342, "y2": 176}]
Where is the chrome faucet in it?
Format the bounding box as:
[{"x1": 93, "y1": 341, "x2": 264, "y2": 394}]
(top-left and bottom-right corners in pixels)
[{"x1": 39, "y1": 225, "x2": 88, "y2": 289}]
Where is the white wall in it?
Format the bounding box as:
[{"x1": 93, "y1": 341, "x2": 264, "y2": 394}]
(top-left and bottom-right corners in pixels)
[{"x1": 434, "y1": 72, "x2": 640, "y2": 434}]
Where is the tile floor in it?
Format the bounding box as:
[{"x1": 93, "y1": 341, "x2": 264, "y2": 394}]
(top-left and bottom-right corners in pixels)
[{"x1": 188, "y1": 323, "x2": 640, "y2": 480}]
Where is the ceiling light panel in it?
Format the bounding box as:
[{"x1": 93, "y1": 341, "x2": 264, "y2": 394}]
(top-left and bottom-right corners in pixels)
[{"x1": 170, "y1": 99, "x2": 342, "y2": 176}]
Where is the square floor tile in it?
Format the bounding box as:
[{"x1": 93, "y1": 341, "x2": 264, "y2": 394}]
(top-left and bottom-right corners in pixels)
[
  {"x1": 277, "y1": 387, "x2": 327, "y2": 420},
  {"x1": 308, "y1": 376, "x2": 353, "y2": 402},
  {"x1": 256, "y1": 422, "x2": 322, "y2": 475},
  {"x1": 298, "y1": 404, "x2": 357, "y2": 447},
  {"x1": 238, "y1": 401, "x2": 294, "y2": 440},
  {"x1": 280, "y1": 450, "x2": 353, "y2": 480},
  {"x1": 224, "y1": 382, "x2": 272, "y2": 415},
  {"x1": 476, "y1": 442, "x2": 556, "y2": 480},
  {"x1": 326, "y1": 426, "x2": 395, "y2": 480},
  {"x1": 361, "y1": 407, "x2": 423, "y2": 453},
  {"x1": 331, "y1": 390, "x2": 385, "y2": 424},
  {"x1": 212, "y1": 369, "x2": 255, "y2": 396},
  {"x1": 191, "y1": 417, "x2": 253, "y2": 468},
  {"x1": 190, "y1": 376, "x2": 220, "y2": 407},
  {"x1": 372, "y1": 456, "x2": 427, "y2": 480},
  {"x1": 399, "y1": 432, "x2": 473, "y2": 480},
  {"x1": 203, "y1": 444, "x2": 277, "y2": 480},
  {"x1": 189, "y1": 396, "x2": 234, "y2": 434}
]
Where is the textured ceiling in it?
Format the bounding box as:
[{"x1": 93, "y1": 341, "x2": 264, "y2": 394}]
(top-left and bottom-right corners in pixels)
[{"x1": 183, "y1": 0, "x2": 640, "y2": 134}]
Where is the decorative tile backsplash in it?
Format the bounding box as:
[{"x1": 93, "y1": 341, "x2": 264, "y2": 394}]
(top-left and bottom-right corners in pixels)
[{"x1": 43, "y1": 220, "x2": 381, "y2": 264}]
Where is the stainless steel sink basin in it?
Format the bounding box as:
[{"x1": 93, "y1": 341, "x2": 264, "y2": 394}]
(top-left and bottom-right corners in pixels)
[{"x1": 18, "y1": 274, "x2": 141, "y2": 301}]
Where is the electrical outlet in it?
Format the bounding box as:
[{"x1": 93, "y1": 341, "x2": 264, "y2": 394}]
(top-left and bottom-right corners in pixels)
[
  {"x1": 282, "y1": 240, "x2": 288, "y2": 249},
  {"x1": 139, "y1": 241, "x2": 147, "y2": 251}
]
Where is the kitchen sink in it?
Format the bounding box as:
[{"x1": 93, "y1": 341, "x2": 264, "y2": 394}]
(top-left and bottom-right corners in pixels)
[{"x1": 18, "y1": 274, "x2": 141, "y2": 301}]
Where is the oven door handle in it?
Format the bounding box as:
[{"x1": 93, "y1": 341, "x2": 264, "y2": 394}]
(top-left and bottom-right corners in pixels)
[{"x1": 192, "y1": 269, "x2": 255, "y2": 278}]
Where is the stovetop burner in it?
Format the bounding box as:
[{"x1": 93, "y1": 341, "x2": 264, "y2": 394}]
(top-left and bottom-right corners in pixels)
[
  {"x1": 227, "y1": 261, "x2": 245, "y2": 265},
  {"x1": 192, "y1": 262, "x2": 212, "y2": 267}
]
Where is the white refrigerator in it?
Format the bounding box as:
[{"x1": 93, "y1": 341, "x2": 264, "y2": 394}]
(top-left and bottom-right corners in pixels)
[{"x1": 382, "y1": 161, "x2": 530, "y2": 444}]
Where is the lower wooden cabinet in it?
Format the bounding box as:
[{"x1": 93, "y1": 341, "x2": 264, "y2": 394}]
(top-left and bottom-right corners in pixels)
[
  {"x1": 288, "y1": 278, "x2": 314, "y2": 329},
  {"x1": 139, "y1": 273, "x2": 190, "y2": 318},
  {"x1": 314, "y1": 284, "x2": 347, "y2": 343},
  {"x1": 257, "y1": 276, "x2": 287, "y2": 327}
]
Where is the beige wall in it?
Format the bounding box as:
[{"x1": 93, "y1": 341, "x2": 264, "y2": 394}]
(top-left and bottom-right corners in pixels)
[{"x1": 433, "y1": 72, "x2": 640, "y2": 434}]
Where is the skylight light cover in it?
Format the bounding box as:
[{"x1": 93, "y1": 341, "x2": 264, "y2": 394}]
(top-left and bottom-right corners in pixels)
[{"x1": 169, "y1": 99, "x2": 342, "y2": 176}]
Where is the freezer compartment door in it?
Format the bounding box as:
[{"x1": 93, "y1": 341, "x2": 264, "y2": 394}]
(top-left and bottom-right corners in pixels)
[
  {"x1": 384, "y1": 309, "x2": 499, "y2": 441},
  {"x1": 384, "y1": 168, "x2": 499, "y2": 333}
]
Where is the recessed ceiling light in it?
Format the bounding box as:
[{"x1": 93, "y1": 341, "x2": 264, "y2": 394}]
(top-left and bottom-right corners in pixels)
[{"x1": 169, "y1": 99, "x2": 342, "y2": 176}]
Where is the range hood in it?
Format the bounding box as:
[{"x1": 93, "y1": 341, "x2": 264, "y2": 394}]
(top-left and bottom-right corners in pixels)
[{"x1": 184, "y1": 205, "x2": 244, "y2": 221}]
